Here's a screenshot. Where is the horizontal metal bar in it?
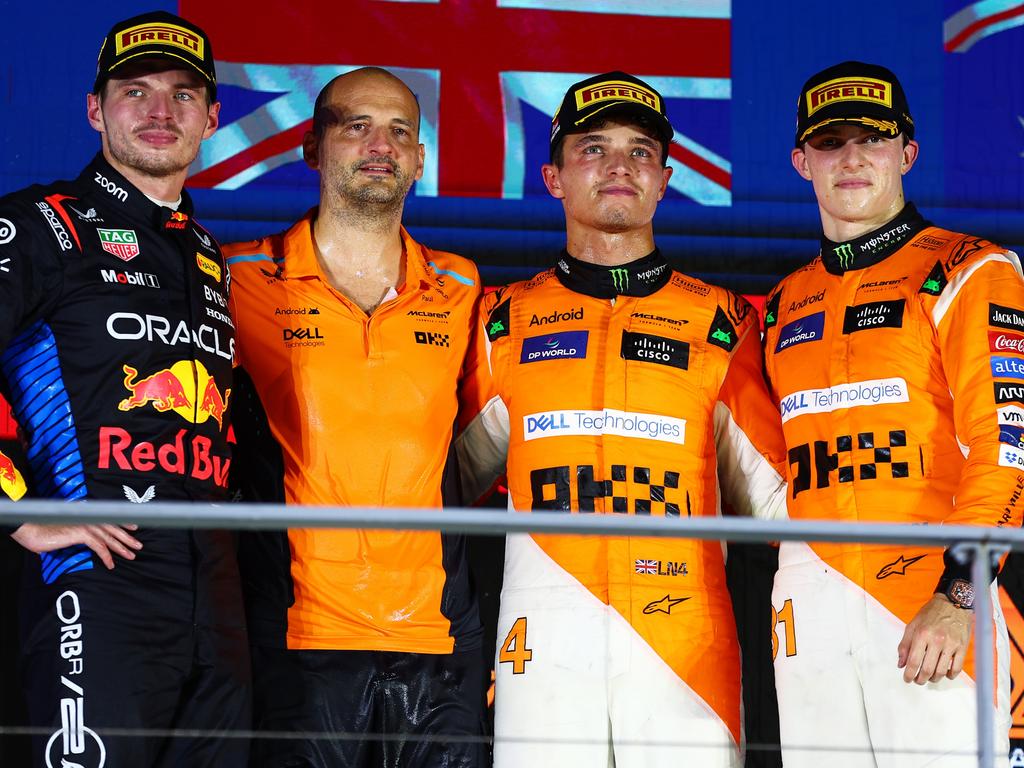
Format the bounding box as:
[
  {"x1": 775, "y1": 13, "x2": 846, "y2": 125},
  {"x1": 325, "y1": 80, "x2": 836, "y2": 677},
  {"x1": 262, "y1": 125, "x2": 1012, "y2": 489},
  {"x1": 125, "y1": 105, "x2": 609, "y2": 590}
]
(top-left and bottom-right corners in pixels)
[{"x1": 2, "y1": 500, "x2": 1024, "y2": 549}]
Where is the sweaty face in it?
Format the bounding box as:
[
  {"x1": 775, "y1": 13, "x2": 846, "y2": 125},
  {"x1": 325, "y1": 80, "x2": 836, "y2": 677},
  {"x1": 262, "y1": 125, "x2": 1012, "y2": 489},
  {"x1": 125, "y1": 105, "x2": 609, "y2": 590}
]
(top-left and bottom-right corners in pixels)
[
  {"x1": 793, "y1": 124, "x2": 918, "y2": 235},
  {"x1": 307, "y1": 73, "x2": 424, "y2": 211},
  {"x1": 89, "y1": 63, "x2": 218, "y2": 180},
  {"x1": 543, "y1": 120, "x2": 671, "y2": 235}
]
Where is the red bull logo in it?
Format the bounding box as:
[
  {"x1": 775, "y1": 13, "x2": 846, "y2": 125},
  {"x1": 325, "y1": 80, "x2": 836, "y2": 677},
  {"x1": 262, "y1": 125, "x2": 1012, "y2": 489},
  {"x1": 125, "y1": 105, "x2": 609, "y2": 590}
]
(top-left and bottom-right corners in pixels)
[
  {"x1": 0, "y1": 449, "x2": 27, "y2": 501},
  {"x1": 98, "y1": 427, "x2": 230, "y2": 488},
  {"x1": 118, "y1": 361, "x2": 231, "y2": 429}
]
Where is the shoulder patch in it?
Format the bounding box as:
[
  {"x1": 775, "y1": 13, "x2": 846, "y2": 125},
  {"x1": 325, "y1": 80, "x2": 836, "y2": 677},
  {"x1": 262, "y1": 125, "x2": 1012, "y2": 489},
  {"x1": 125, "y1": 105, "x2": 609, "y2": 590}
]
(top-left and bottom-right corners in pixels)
[
  {"x1": 764, "y1": 291, "x2": 781, "y2": 329},
  {"x1": 486, "y1": 297, "x2": 511, "y2": 342},
  {"x1": 725, "y1": 291, "x2": 752, "y2": 327},
  {"x1": 707, "y1": 306, "x2": 738, "y2": 352},
  {"x1": 945, "y1": 235, "x2": 991, "y2": 272},
  {"x1": 918, "y1": 261, "x2": 948, "y2": 296}
]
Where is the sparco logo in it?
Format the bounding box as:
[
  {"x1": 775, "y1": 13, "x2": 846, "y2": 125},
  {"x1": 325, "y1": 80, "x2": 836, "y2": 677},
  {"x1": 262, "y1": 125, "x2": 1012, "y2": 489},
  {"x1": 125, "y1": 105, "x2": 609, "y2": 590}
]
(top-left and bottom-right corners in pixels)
[
  {"x1": 45, "y1": 590, "x2": 107, "y2": 768},
  {"x1": 36, "y1": 202, "x2": 72, "y2": 252},
  {"x1": 530, "y1": 307, "x2": 583, "y2": 326},
  {"x1": 93, "y1": 173, "x2": 127, "y2": 202},
  {"x1": 101, "y1": 269, "x2": 160, "y2": 288}
]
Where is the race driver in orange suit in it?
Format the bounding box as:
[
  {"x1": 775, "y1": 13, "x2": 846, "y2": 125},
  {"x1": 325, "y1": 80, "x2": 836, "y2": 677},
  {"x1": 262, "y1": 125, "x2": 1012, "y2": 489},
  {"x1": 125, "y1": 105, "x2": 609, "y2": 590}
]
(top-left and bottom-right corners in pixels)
[
  {"x1": 457, "y1": 71, "x2": 788, "y2": 768},
  {"x1": 762, "y1": 61, "x2": 1024, "y2": 767}
]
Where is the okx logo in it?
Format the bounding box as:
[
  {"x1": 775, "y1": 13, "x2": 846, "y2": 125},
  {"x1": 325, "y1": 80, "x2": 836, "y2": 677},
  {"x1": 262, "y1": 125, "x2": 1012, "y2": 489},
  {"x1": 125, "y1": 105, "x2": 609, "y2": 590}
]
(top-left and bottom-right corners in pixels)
[{"x1": 414, "y1": 331, "x2": 450, "y2": 347}]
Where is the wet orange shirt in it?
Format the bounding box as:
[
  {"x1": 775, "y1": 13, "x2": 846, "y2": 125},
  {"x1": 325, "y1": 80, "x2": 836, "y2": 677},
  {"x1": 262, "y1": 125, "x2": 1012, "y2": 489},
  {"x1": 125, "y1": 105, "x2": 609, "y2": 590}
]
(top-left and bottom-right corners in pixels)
[{"x1": 225, "y1": 212, "x2": 482, "y2": 652}]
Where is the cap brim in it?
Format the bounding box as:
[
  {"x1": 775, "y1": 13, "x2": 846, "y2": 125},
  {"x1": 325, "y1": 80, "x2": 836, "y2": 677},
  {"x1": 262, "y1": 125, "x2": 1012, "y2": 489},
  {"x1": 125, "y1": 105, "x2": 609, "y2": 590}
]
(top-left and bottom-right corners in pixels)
[
  {"x1": 94, "y1": 51, "x2": 216, "y2": 95},
  {"x1": 570, "y1": 101, "x2": 673, "y2": 142}
]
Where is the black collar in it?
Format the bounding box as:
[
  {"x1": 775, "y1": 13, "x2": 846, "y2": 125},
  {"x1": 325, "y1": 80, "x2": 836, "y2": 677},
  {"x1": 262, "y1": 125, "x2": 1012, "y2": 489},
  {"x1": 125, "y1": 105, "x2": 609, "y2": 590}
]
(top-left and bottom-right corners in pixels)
[
  {"x1": 78, "y1": 153, "x2": 196, "y2": 231},
  {"x1": 821, "y1": 203, "x2": 930, "y2": 275},
  {"x1": 554, "y1": 249, "x2": 671, "y2": 299}
]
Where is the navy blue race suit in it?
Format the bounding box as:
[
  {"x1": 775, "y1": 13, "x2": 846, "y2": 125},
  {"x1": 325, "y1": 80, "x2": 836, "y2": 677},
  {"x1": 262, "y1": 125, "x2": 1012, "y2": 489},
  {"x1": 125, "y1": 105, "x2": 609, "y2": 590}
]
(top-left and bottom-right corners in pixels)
[{"x1": 0, "y1": 153, "x2": 249, "y2": 768}]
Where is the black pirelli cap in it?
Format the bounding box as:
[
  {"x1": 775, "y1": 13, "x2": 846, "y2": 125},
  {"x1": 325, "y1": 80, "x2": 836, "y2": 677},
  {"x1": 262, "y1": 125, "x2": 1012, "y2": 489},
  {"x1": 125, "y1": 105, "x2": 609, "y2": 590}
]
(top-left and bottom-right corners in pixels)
[
  {"x1": 795, "y1": 61, "x2": 913, "y2": 147},
  {"x1": 94, "y1": 11, "x2": 217, "y2": 99},
  {"x1": 550, "y1": 71, "x2": 673, "y2": 161}
]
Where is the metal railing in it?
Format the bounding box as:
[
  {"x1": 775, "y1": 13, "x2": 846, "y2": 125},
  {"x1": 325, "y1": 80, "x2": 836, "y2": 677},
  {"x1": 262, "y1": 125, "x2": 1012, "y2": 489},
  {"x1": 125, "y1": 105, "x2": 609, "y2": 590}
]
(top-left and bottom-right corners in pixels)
[{"x1": 3, "y1": 499, "x2": 1023, "y2": 766}]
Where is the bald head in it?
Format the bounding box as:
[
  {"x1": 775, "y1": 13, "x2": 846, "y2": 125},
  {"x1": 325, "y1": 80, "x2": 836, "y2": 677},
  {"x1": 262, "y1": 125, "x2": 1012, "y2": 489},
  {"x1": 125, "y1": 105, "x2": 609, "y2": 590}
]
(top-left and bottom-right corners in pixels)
[{"x1": 312, "y1": 67, "x2": 420, "y2": 139}]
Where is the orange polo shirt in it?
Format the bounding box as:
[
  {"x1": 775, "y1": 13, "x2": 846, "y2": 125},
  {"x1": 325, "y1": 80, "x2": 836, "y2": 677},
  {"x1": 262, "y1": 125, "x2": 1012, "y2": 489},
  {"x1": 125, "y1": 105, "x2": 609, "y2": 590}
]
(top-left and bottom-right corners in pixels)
[{"x1": 225, "y1": 211, "x2": 483, "y2": 653}]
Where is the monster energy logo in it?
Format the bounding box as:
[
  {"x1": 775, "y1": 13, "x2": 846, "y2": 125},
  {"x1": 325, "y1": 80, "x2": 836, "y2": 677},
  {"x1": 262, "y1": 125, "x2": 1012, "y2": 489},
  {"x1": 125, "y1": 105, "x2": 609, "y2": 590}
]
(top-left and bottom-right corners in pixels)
[
  {"x1": 834, "y1": 243, "x2": 855, "y2": 269},
  {"x1": 609, "y1": 268, "x2": 629, "y2": 293}
]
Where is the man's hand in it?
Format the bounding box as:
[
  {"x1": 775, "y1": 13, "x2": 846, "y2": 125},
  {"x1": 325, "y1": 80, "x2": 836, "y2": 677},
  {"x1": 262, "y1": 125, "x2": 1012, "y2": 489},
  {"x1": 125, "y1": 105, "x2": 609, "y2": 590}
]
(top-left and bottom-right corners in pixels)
[
  {"x1": 11, "y1": 523, "x2": 142, "y2": 569},
  {"x1": 897, "y1": 593, "x2": 973, "y2": 684}
]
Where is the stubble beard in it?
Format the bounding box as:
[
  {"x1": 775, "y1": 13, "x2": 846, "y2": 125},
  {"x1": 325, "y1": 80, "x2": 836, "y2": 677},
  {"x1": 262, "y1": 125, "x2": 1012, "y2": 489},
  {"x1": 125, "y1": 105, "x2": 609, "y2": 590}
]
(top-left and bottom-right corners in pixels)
[
  {"x1": 325, "y1": 157, "x2": 414, "y2": 229},
  {"x1": 106, "y1": 126, "x2": 197, "y2": 180}
]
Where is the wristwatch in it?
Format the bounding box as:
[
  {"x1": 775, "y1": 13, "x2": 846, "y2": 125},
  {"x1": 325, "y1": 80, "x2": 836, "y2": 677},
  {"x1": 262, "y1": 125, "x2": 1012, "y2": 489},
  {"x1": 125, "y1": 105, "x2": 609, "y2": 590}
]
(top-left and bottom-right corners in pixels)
[{"x1": 943, "y1": 578, "x2": 975, "y2": 610}]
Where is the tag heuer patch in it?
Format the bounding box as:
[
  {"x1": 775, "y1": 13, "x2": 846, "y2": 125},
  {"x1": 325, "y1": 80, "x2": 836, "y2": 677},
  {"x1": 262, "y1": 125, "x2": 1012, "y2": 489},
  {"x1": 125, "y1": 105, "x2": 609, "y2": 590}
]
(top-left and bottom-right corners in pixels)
[{"x1": 97, "y1": 228, "x2": 140, "y2": 262}]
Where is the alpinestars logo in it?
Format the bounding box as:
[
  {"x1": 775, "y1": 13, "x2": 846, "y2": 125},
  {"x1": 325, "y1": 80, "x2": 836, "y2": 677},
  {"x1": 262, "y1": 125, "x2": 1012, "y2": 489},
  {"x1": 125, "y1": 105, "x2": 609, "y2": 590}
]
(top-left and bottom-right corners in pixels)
[{"x1": 876, "y1": 553, "x2": 925, "y2": 578}]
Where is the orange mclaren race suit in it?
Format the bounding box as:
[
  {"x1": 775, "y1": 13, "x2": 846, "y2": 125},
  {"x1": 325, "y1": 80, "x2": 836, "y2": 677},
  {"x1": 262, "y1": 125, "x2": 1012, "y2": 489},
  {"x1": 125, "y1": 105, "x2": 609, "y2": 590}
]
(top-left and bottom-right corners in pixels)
[
  {"x1": 457, "y1": 250, "x2": 788, "y2": 768},
  {"x1": 224, "y1": 213, "x2": 486, "y2": 768},
  {"x1": 762, "y1": 203, "x2": 1024, "y2": 767}
]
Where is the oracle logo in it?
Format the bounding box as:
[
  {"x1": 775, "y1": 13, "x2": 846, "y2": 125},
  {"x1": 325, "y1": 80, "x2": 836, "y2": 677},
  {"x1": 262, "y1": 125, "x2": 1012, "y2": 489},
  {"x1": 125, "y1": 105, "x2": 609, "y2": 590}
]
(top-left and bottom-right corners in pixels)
[{"x1": 990, "y1": 331, "x2": 1024, "y2": 355}]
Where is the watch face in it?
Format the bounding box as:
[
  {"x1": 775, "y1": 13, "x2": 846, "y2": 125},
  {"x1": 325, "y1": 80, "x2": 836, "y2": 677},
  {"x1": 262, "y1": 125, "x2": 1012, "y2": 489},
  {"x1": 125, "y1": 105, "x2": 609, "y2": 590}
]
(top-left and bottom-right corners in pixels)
[{"x1": 949, "y1": 579, "x2": 975, "y2": 608}]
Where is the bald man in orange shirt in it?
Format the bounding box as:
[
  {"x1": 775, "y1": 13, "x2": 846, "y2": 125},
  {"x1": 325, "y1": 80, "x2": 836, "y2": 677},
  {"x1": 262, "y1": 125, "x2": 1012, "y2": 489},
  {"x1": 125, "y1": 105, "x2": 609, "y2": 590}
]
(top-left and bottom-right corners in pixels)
[{"x1": 224, "y1": 67, "x2": 488, "y2": 768}]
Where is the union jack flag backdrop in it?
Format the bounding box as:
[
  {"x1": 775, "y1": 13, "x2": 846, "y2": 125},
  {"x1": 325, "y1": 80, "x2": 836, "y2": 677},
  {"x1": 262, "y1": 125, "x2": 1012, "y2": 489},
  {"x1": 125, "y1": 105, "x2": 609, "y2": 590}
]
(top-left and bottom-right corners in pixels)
[{"x1": 3, "y1": 2, "x2": 1024, "y2": 763}]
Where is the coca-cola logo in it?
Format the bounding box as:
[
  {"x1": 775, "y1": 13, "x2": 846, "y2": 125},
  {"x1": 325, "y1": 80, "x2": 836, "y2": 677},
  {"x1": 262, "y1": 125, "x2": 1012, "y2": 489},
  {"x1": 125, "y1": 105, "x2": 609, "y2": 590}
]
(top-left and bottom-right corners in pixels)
[{"x1": 990, "y1": 331, "x2": 1024, "y2": 354}]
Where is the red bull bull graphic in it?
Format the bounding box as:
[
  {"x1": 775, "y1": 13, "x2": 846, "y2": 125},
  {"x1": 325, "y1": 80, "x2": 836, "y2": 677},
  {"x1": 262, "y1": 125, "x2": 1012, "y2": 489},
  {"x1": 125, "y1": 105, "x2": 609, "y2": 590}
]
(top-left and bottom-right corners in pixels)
[
  {"x1": 118, "y1": 360, "x2": 231, "y2": 429},
  {"x1": 0, "y1": 448, "x2": 27, "y2": 500}
]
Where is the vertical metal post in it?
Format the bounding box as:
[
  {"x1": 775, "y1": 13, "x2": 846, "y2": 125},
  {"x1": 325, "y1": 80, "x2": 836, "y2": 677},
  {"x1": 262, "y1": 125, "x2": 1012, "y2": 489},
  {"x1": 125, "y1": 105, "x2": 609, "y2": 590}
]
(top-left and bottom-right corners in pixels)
[{"x1": 972, "y1": 542, "x2": 994, "y2": 768}]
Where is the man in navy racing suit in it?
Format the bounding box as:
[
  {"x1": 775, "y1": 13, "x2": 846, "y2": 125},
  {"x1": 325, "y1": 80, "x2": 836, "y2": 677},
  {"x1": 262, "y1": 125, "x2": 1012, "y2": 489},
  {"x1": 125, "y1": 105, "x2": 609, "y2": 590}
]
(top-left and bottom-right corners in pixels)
[{"x1": 0, "y1": 11, "x2": 249, "y2": 767}]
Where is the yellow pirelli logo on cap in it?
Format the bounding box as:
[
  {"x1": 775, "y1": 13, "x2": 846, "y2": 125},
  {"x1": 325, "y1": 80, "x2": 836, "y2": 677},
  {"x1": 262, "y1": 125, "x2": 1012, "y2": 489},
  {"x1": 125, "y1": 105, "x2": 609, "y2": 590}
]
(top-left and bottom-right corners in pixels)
[
  {"x1": 806, "y1": 76, "x2": 891, "y2": 116},
  {"x1": 574, "y1": 80, "x2": 661, "y2": 113},
  {"x1": 117, "y1": 23, "x2": 203, "y2": 58}
]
